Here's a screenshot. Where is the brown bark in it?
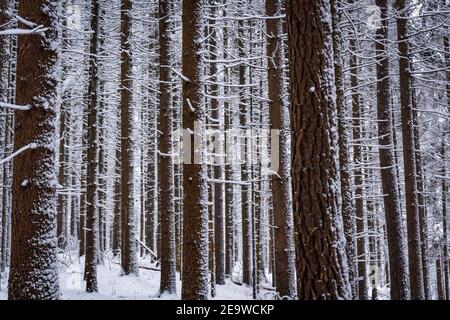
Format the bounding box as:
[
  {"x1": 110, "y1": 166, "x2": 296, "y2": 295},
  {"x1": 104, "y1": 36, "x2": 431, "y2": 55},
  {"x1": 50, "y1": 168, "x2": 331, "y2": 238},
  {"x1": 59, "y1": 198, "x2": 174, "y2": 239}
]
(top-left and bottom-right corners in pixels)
[
  {"x1": 411, "y1": 69, "x2": 430, "y2": 298},
  {"x1": 237, "y1": 16, "x2": 252, "y2": 287},
  {"x1": 120, "y1": 0, "x2": 138, "y2": 275},
  {"x1": 158, "y1": 0, "x2": 176, "y2": 295},
  {"x1": 84, "y1": 0, "x2": 100, "y2": 293},
  {"x1": 349, "y1": 33, "x2": 367, "y2": 300},
  {"x1": 286, "y1": 0, "x2": 351, "y2": 300},
  {"x1": 266, "y1": 0, "x2": 296, "y2": 299},
  {"x1": 181, "y1": 0, "x2": 209, "y2": 300},
  {"x1": 395, "y1": 0, "x2": 424, "y2": 299},
  {"x1": 57, "y1": 92, "x2": 67, "y2": 250},
  {"x1": 112, "y1": 139, "x2": 121, "y2": 256},
  {"x1": 331, "y1": 0, "x2": 358, "y2": 299},
  {"x1": 209, "y1": 2, "x2": 225, "y2": 286},
  {"x1": 374, "y1": 0, "x2": 409, "y2": 300},
  {"x1": 223, "y1": 15, "x2": 234, "y2": 277},
  {"x1": 8, "y1": 0, "x2": 60, "y2": 300}
]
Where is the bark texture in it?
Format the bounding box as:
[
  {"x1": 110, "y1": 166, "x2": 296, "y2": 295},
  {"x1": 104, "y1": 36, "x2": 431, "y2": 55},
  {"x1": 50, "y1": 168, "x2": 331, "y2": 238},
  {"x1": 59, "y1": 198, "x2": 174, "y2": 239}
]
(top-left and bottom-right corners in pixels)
[
  {"x1": 8, "y1": 0, "x2": 60, "y2": 300},
  {"x1": 286, "y1": 0, "x2": 351, "y2": 300}
]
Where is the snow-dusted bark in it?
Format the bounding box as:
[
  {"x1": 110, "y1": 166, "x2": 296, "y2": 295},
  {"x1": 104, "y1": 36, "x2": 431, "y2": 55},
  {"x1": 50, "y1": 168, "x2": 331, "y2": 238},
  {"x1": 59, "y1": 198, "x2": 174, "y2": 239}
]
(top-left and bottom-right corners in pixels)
[
  {"x1": 374, "y1": 0, "x2": 409, "y2": 300},
  {"x1": 330, "y1": 0, "x2": 358, "y2": 299},
  {"x1": 120, "y1": 0, "x2": 139, "y2": 276},
  {"x1": 395, "y1": 0, "x2": 424, "y2": 300},
  {"x1": 266, "y1": 0, "x2": 296, "y2": 299},
  {"x1": 181, "y1": 0, "x2": 209, "y2": 300},
  {"x1": 84, "y1": 0, "x2": 101, "y2": 293},
  {"x1": 8, "y1": 0, "x2": 60, "y2": 300},
  {"x1": 158, "y1": 0, "x2": 176, "y2": 296},
  {"x1": 286, "y1": 0, "x2": 351, "y2": 300}
]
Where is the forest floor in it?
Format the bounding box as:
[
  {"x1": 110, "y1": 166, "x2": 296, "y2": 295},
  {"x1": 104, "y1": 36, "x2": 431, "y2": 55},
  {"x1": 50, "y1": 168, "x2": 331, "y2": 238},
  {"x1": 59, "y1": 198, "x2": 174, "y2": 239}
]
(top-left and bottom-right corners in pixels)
[{"x1": 0, "y1": 252, "x2": 276, "y2": 300}]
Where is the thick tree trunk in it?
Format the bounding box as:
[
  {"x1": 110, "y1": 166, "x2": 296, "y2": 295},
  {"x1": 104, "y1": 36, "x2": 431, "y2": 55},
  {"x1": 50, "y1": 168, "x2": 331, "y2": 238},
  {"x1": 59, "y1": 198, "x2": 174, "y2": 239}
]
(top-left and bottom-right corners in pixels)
[
  {"x1": 286, "y1": 0, "x2": 351, "y2": 300},
  {"x1": 181, "y1": 0, "x2": 209, "y2": 300},
  {"x1": 158, "y1": 0, "x2": 176, "y2": 296},
  {"x1": 374, "y1": 0, "x2": 409, "y2": 300},
  {"x1": 266, "y1": 0, "x2": 296, "y2": 299},
  {"x1": 8, "y1": 0, "x2": 60, "y2": 300}
]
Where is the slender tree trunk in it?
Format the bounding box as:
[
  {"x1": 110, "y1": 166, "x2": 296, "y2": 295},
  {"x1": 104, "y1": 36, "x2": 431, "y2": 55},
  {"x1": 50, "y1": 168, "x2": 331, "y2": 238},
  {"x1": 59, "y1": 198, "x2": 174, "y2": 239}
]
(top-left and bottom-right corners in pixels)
[
  {"x1": 209, "y1": 1, "x2": 225, "y2": 286},
  {"x1": 441, "y1": 140, "x2": 449, "y2": 299},
  {"x1": 181, "y1": 0, "x2": 209, "y2": 300},
  {"x1": 120, "y1": 0, "x2": 138, "y2": 276},
  {"x1": 112, "y1": 136, "x2": 121, "y2": 256},
  {"x1": 0, "y1": 0, "x2": 11, "y2": 274},
  {"x1": 374, "y1": 0, "x2": 409, "y2": 300},
  {"x1": 411, "y1": 69, "x2": 430, "y2": 298},
  {"x1": 330, "y1": 0, "x2": 358, "y2": 299},
  {"x1": 158, "y1": 0, "x2": 176, "y2": 295},
  {"x1": 79, "y1": 100, "x2": 88, "y2": 258},
  {"x1": 436, "y1": 253, "x2": 446, "y2": 300},
  {"x1": 237, "y1": 16, "x2": 253, "y2": 287},
  {"x1": 266, "y1": 0, "x2": 296, "y2": 299},
  {"x1": 84, "y1": 0, "x2": 100, "y2": 293},
  {"x1": 286, "y1": 0, "x2": 351, "y2": 300},
  {"x1": 223, "y1": 15, "x2": 234, "y2": 277},
  {"x1": 57, "y1": 88, "x2": 67, "y2": 250},
  {"x1": 8, "y1": 0, "x2": 60, "y2": 300},
  {"x1": 395, "y1": 0, "x2": 424, "y2": 299},
  {"x1": 349, "y1": 28, "x2": 367, "y2": 301}
]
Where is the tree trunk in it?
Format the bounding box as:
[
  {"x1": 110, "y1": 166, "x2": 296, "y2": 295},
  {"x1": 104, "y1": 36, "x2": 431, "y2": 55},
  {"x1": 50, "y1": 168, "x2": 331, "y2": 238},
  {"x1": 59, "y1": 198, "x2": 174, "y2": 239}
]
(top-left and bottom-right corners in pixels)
[
  {"x1": 112, "y1": 138, "x2": 121, "y2": 257},
  {"x1": 436, "y1": 254, "x2": 446, "y2": 300},
  {"x1": 181, "y1": 0, "x2": 209, "y2": 300},
  {"x1": 223, "y1": 14, "x2": 234, "y2": 277},
  {"x1": 331, "y1": 0, "x2": 358, "y2": 299},
  {"x1": 120, "y1": 0, "x2": 138, "y2": 276},
  {"x1": 158, "y1": 0, "x2": 176, "y2": 295},
  {"x1": 8, "y1": 0, "x2": 60, "y2": 300},
  {"x1": 84, "y1": 0, "x2": 100, "y2": 293},
  {"x1": 0, "y1": 0, "x2": 11, "y2": 274},
  {"x1": 349, "y1": 26, "x2": 367, "y2": 301},
  {"x1": 237, "y1": 16, "x2": 253, "y2": 287},
  {"x1": 374, "y1": 0, "x2": 409, "y2": 300},
  {"x1": 411, "y1": 67, "x2": 430, "y2": 298},
  {"x1": 209, "y1": 1, "x2": 225, "y2": 286},
  {"x1": 441, "y1": 140, "x2": 449, "y2": 299},
  {"x1": 286, "y1": 0, "x2": 351, "y2": 300},
  {"x1": 395, "y1": 0, "x2": 424, "y2": 299},
  {"x1": 266, "y1": 0, "x2": 296, "y2": 299}
]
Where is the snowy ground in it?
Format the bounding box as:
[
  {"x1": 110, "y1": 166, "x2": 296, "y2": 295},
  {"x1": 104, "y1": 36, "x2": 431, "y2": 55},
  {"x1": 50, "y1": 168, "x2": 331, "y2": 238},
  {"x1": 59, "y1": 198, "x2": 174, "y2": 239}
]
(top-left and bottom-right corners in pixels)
[{"x1": 0, "y1": 252, "x2": 276, "y2": 300}]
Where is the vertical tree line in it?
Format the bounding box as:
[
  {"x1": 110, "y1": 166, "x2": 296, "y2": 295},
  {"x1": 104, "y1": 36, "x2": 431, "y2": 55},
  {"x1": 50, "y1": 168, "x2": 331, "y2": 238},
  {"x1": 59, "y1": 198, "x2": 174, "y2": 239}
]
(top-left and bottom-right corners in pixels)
[{"x1": 0, "y1": 0, "x2": 449, "y2": 301}]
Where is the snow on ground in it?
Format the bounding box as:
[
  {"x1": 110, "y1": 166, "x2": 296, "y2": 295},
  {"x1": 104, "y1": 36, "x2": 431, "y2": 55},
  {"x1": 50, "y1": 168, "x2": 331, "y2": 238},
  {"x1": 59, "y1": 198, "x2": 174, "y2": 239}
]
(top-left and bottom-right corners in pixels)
[
  {"x1": 0, "y1": 253, "x2": 272, "y2": 300},
  {"x1": 60, "y1": 256, "x2": 259, "y2": 300}
]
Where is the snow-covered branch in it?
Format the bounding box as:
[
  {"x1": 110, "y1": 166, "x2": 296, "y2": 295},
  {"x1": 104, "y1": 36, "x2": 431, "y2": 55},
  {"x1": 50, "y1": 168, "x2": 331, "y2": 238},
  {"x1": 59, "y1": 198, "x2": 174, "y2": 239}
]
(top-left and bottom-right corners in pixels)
[
  {"x1": 0, "y1": 102, "x2": 31, "y2": 111},
  {"x1": 0, "y1": 143, "x2": 38, "y2": 166},
  {"x1": 0, "y1": 25, "x2": 48, "y2": 36}
]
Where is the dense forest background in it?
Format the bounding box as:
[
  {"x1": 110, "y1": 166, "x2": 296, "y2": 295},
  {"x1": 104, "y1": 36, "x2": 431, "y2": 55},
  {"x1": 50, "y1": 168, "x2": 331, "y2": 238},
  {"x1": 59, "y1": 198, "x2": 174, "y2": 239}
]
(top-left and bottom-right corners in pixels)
[{"x1": 0, "y1": 0, "x2": 449, "y2": 300}]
